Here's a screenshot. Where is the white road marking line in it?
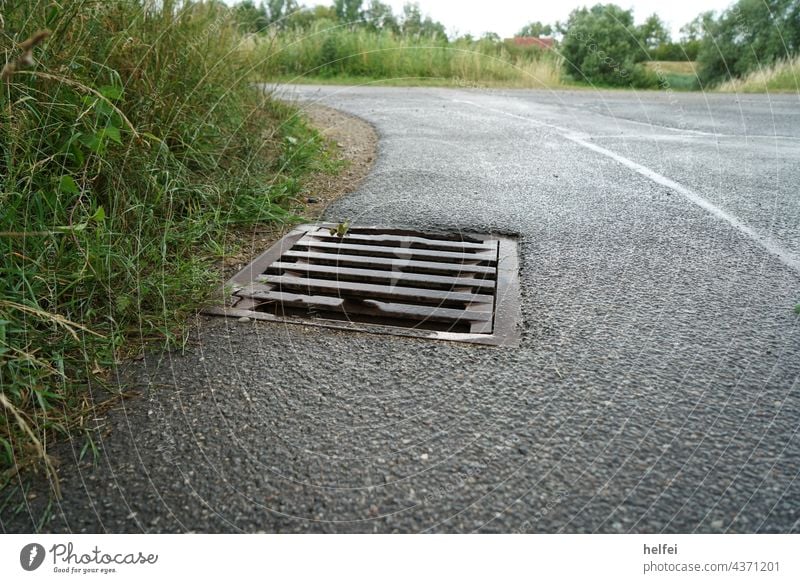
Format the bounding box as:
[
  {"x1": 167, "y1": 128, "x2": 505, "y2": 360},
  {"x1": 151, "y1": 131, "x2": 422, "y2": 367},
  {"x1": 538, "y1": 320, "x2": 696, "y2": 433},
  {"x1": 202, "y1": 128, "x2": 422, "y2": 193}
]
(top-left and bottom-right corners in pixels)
[
  {"x1": 451, "y1": 98, "x2": 800, "y2": 274},
  {"x1": 577, "y1": 107, "x2": 800, "y2": 141},
  {"x1": 581, "y1": 134, "x2": 800, "y2": 142},
  {"x1": 569, "y1": 135, "x2": 800, "y2": 273}
]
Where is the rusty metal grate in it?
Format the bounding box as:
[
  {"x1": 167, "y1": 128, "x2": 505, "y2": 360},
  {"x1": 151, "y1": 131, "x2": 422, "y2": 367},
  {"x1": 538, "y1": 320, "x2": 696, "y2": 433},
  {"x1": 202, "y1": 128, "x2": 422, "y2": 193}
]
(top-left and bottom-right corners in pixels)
[{"x1": 206, "y1": 224, "x2": 520, "y2": 345}]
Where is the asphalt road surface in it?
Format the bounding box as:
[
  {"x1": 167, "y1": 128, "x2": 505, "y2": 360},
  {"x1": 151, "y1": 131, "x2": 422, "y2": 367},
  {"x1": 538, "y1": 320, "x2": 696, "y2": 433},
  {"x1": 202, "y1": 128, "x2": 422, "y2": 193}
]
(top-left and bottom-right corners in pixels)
[{"x1": 5, "y1": 86, "x2": 799, "y2": 533}]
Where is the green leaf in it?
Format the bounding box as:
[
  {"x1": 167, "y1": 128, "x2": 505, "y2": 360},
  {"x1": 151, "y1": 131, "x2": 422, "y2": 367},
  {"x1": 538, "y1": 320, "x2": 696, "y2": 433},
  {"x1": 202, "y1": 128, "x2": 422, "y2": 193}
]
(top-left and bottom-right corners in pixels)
[
  {"x1": 59, "y1": 175, "x2": 79, "y2": 195},
  {"x1": 33, "y1": 388, "x2": 63, "y2": 401},
  {"x1": 103, "y1": 125, "x2": 122, "y2": 145},
  {"x1": 94, "y1": 100, "x2": 115, "y2": 118},
  {"x1": 34, "y1": 390, "x2": 52, "y2": 410},
  {"x1": 99, "y1": 85, "x2": 123, "y2": 100},
  {"x1": 45, "y1": 5, "x2": 60, "y2": 26},
  {"x1": 115, "y1": 295, "x2": 132, "y2": 312},
  {"x1": 90, "y1": 206, "x2": 105, "y2": 223},
  {"x1": 80, "y1": 133, "x2": 102, "y2": 154},
  {"x1": 0, "y1": 436, "x2": 13, "y2": 465}
]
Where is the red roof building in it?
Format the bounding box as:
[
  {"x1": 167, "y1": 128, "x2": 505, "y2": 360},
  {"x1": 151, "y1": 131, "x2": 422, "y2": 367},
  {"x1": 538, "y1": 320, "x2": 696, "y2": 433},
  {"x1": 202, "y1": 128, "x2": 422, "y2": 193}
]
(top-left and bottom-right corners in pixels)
[{"x1": 507, "y1": 37, "x2": 555, "y2": 49}]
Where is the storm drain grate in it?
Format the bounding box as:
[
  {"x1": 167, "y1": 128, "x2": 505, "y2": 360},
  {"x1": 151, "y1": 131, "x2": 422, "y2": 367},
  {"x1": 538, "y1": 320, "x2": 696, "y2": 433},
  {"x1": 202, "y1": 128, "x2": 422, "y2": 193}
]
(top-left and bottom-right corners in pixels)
[{"x1": 206, "y1": 224, "x2": 520, "y2": 345}]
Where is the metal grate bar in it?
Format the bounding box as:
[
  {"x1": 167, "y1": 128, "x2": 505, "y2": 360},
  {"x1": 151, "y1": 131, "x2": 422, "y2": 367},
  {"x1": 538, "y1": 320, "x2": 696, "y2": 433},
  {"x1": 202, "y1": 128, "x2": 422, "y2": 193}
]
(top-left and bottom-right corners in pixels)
[
  {"x1": 262, "y1": 262, "x2": 495, "y2": 290},
  {"x1": 292, "y1": 240, "x2": 497, "y2": 264},
  {"x1": 281, "y1": 250, "x2": 497, "y2": 276},
  {"x1": 307, "y1": 231, "x2": 496, "y2": 252},
  {"x1": 245, "y1": 290, "x2": 492, "y2": 324},
  {"x1": 260, "y1": 275, "x2": 494, "y2": 305}
]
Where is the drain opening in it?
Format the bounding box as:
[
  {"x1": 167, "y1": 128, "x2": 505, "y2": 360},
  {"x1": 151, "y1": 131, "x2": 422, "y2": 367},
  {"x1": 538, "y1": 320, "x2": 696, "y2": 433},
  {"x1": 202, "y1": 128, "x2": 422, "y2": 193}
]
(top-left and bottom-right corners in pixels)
[{"x1": 208, "y1": 224, "x2": 520, "y2": 345}]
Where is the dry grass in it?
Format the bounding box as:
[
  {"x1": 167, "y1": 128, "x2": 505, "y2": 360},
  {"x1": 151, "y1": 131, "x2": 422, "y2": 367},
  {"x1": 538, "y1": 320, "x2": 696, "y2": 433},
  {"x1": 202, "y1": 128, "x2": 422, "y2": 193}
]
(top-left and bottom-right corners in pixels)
[
  {"x1": 644, "y1": 61, "x2": 698, "y2": 75},
  {"x1": 717, "y1": 55, "x2": 800, "y2": 92},
  {"x1": 256, "y1": 27, "x2": 566, "y2": 89}
]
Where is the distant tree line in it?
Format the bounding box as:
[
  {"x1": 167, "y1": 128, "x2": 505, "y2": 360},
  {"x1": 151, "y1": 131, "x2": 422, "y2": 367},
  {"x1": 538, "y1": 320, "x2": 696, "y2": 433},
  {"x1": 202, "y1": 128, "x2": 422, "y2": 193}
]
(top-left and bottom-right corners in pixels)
[
  {"x1": 232, "y1": 0, "x2": 447, "y2": 40},
  {"x1": 521, "y1": 1, "x2": 800, "y2": 87},
  {"x1": 694, "y1": 0, "x2": 800, "y2": 84}
]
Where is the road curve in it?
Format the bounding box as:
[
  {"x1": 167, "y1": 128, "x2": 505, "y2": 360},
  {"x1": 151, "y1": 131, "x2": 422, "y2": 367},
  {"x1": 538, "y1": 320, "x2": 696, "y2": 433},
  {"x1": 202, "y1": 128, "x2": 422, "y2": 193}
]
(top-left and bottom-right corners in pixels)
[{"x1": 5, "y1": 86, "x2": 799, "y2": 534}]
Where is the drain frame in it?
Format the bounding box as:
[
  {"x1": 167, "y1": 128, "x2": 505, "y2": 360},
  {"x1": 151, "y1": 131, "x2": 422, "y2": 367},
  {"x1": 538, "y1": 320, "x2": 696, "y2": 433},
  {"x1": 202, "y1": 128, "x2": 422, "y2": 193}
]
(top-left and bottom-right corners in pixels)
[{"x1": 205, "y1": 223, "x2": 521, "y2": 346}]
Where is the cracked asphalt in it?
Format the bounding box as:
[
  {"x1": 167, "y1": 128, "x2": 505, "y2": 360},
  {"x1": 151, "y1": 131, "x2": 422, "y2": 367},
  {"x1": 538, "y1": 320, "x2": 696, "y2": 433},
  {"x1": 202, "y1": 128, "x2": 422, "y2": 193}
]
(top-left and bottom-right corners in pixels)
[{"x1": 5, "y1": 86, "x2": 799, "y2": 533}]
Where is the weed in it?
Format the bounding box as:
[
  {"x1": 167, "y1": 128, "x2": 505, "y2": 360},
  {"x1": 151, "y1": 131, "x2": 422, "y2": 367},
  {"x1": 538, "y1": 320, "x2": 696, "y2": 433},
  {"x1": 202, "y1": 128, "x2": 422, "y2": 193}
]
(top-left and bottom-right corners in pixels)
[{"x1": 717, "y1": 55, "x2": 800, "y2": 92}]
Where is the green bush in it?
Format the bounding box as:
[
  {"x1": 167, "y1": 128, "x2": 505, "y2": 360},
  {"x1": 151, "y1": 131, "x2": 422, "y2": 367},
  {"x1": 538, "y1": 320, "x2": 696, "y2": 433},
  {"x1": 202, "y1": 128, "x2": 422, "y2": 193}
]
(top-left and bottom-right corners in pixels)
[
  {"x1": 697, "y1": 0, "x2": 800, "y2": 85},
  {"x1": 651, "y1": 42, "x2": 697, "y2": 61},
  {"x1": 627, "y1": 64, "x2": 661, "y2": 88},
  {"x1": 559, "y1": 4, "x2": 650, "y2": 87}
]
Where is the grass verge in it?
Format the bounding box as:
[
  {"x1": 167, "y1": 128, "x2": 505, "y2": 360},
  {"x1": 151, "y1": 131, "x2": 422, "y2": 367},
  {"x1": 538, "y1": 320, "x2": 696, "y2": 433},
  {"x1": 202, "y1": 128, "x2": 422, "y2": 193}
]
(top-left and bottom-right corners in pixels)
[
  {"x1": 0, "y1": 1, "x2": 336, "y2": 495},
  {"x1": 258, "y1": 26, "x2": 565, "y2": 89},
  {"x1": 644, "y1": 61, "x2": 700, "y2": 91},
  {"x1": 717, "y1": 55, "x2": 800, "y2": 92}
]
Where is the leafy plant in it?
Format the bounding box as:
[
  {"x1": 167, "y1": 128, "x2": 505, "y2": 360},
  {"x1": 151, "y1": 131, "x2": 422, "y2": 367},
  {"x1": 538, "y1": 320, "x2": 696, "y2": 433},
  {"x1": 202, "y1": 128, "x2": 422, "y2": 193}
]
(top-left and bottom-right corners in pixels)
[
  {"x1": 328, "y1": 219, "x2": 351, "y2": 238},
  {"x1": 696, "y1": 0, "x2": 800, "y2": 86},
  {"x1": 558, "y1": 4, "x2": 656, "y2": 88}
]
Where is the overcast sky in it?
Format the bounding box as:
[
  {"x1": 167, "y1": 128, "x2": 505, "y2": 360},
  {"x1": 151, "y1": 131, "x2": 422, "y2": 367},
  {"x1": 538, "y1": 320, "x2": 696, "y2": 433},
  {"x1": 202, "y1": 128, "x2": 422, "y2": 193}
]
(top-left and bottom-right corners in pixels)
[{"x1": 295, "y1": 0, "x2": 736, "y2": 39}]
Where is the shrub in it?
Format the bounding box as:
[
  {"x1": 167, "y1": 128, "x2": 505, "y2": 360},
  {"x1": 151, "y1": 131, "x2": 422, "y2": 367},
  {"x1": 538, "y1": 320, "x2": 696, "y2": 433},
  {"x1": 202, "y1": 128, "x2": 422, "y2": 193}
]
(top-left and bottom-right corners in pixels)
[
  {"x1": 697, "y1": 0, "x2": 800, "y2": 86},
  {"x1": 651, "y1": 42, "x2": 696, "y2": 61},
  {"x1": 559, "y1": 4, "x2": 654, "y2": 87},
  {"x1": 628, "y1": 64, "x2": 661, "y2": 88}
]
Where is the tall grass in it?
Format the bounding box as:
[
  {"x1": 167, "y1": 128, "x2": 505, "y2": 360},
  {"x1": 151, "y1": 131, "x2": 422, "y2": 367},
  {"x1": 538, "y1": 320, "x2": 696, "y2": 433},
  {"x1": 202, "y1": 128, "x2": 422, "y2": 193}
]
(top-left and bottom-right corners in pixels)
[
  {"x1": 259, "y1": 25, "x2": 564, "y2": 88},
  {"x1": 717, "y1": 55, "x2": 800, "y2": 92},
  {"x1": 643, "y1": 61, "x2": 700, "y2": 91},
  {"x1": 0, "y1": 0, "x2": 332, "y2": 494}
]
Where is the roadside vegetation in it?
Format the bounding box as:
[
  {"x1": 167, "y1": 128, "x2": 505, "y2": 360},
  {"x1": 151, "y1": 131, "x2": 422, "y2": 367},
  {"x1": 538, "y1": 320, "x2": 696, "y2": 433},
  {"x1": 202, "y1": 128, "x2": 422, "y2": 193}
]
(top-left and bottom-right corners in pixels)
[
  {"x1": 717, "y1": 55, "x2": 800, "y2": 92},
  {"x1": 234, "y1": 0, "x2": 799, "y2": 92},
  {"x1": 643, "y1": 62, "x2": 700, "y2": 91},
  {"x1": 266, "y1": 28, "x2": 564, "y2": 88},
  {"x1": 0, "y1": 0, "x2": 335, "y2": 495}
]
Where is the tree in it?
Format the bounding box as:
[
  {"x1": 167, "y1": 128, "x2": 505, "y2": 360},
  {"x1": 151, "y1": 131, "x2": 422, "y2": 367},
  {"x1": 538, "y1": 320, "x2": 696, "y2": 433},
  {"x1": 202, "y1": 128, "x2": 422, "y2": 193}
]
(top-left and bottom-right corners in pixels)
[
  {"x1": 419, "y1": 17, "x2": 447, "y2": 40},
  {"x1": 334, "y1": 0, "x2": 364, "y2": 25},
  {"x1": 400, "y1": 3, "x2": 447, "y2": 40},
  {"x1": 651, "y1": 42, "x2": 692, "y2": 61},
  {"x1": 679, "y1": 11, "x2": 716, "y2": 42},
  {"x1": 270, "y1": 0, "x2": 300, "y2": 28},
  {"x1": 365, "y1": 0, "x2": 399, "y2": 34},
  {"x1": 677, "y1": 11, "x2": 716, "y2": 61},
  {"x1": 234, "y1": 1, "x2": 269, "y2": 32},
  {"x1": 234, "y1": 0, "x2": 299, "y2": 31},
  {"x1": 558, "y1": 4, "x2": 653, "y2": 86},
  {"x1": 286, "y1": 5, "x2": 338, "y2": 30},
  {"x1": 401, "y1": 3, "x2": 423, "y2": 36},
  {"x1": 696, "y1": 0, "x2": 800, "y2": 85},
  {"x1": 517, "y1": 21, "x2": 553, "y2": 37},
  {"x1": 638, "y1": 13, "x2": 670, "y2": 50}
]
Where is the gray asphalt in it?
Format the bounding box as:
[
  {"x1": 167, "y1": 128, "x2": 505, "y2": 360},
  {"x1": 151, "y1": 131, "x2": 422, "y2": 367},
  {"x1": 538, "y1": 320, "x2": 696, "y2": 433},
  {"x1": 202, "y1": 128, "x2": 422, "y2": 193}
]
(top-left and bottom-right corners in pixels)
[{"x1": 4, "y1": 86, "x2": 800, "y2": 533}]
